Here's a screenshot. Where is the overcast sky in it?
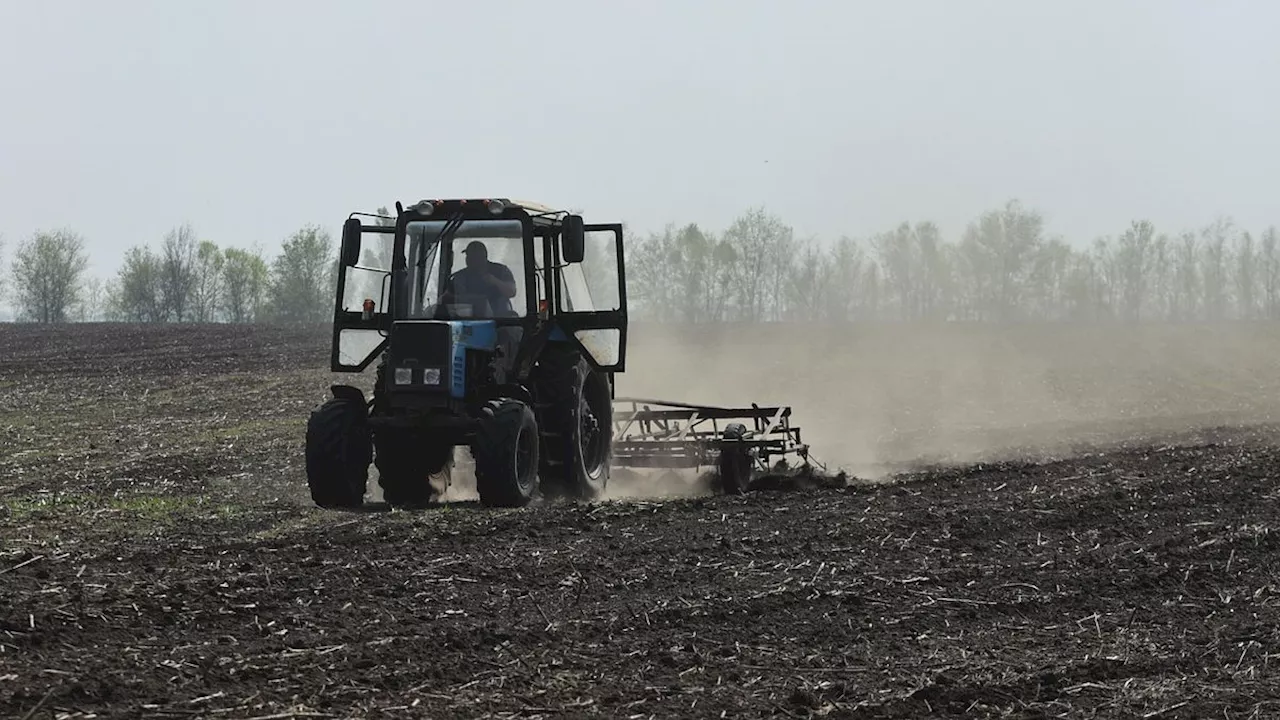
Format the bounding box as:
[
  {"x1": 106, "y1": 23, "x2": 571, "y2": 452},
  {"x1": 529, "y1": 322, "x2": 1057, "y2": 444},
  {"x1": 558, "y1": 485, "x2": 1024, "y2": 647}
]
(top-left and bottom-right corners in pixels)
[{"x1": 2, "y1": 0, "x2": 1277, "y2": 278}]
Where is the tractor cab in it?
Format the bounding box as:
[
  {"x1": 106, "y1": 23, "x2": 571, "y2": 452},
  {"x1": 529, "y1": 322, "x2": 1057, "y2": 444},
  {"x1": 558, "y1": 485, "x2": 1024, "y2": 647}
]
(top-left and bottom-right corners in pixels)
[{"x1": 330, "y1": 199, "x2": 625, "y2": 377}]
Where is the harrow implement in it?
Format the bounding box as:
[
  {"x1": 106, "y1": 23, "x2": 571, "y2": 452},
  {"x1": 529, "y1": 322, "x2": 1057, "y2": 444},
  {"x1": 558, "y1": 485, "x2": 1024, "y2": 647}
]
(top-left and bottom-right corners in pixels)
[{"x1": 609, "y1": 397, "x2": 822, "y2": 493}]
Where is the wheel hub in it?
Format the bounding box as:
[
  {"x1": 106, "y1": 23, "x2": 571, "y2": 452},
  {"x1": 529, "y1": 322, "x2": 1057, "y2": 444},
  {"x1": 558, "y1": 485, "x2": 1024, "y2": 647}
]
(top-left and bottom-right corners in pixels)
[
  {"x1": 579, "y1": 394, "x2": 604, "y2": 471},
  {"x1": 581, "y1": 403, "x2": 599, "y2": 435}
]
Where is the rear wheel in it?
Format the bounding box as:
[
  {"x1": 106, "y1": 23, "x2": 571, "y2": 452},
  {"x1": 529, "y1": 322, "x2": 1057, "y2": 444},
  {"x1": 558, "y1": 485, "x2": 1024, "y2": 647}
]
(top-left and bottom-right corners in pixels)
[
  {"x1": 471, "y1": 398, "x2": 540, "y2": 508},
  {"x1": 533, "y1": 345, "x2": 612, "y2": 500},
  {"x1": 305, "y1": 389, "x2": 372, "y2": 509},
  {"x1": 717, "y1": 446, "x2": 752, "y2": 495},
  {"x1": 717, "y1": 424, "x2": 753, "y2": 495}
]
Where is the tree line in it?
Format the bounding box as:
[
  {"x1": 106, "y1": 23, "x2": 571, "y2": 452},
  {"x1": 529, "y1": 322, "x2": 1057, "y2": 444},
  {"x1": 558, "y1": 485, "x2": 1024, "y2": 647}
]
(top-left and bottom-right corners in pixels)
[
  {"x1": 4, "y1": 199, "x2": 1279, "y2": 325},
  {"x1": 3, "y1": 224, "x2": 338, "y2": 324},
  {"x1": 628, "y1": 201, "x2": 1280, "y2": 324}
]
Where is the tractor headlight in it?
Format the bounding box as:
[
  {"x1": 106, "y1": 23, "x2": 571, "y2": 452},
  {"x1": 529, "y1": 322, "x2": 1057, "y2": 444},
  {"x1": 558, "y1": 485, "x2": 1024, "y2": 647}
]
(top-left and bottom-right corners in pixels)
[
  {"x1": 421, "y1": 367, "x2": 442, "y2": 385},
  {"x1": 487, "y1": 199, "x2": 505, "y2": 215},
  {"x1": 394, "y1": 367, "x2": 413, "y2": 385}
]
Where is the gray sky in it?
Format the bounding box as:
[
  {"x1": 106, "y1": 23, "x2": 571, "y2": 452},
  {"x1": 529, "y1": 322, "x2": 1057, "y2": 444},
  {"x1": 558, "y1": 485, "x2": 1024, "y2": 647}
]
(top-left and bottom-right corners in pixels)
[{"x1": 2, "y1": 0, "x2": 1277, "y2": 279}]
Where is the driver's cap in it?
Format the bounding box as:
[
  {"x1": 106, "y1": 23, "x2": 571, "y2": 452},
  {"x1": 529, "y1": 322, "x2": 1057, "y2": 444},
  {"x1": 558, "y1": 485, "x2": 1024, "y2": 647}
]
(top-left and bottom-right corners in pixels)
[{"x1": 462, "y1": 241, "x2": 488, "y2": 256}]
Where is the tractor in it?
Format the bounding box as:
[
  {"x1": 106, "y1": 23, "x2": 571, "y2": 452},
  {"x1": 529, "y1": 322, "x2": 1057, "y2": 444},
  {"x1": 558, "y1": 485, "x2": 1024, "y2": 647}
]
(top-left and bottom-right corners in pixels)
[{"x1": 304, "y1": 198, "x2": 627, "y2": 509}]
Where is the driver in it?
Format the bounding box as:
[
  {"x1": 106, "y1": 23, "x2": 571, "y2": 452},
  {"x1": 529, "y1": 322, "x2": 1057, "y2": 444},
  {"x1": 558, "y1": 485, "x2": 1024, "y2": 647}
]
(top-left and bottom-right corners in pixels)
[{"x1": 443, "y1": 240, "x2": 519, "y2": 316}]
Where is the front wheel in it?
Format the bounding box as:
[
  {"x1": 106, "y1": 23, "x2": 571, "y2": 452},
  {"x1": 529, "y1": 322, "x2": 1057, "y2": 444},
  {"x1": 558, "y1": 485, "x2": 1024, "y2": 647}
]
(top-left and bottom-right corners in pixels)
[
  {"x1": 305, "y1": 390, "x2": 372, "y2": 508},
  {"x1": 471, "y1": 398, "x2": 540, "y2": 508}
]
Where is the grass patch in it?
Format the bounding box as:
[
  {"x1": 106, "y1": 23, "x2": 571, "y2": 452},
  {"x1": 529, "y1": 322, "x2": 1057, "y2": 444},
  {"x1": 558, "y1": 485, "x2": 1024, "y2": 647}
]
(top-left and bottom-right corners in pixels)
[{"x1": 2, "y1": 490, "x2": 201, "y2": 523}]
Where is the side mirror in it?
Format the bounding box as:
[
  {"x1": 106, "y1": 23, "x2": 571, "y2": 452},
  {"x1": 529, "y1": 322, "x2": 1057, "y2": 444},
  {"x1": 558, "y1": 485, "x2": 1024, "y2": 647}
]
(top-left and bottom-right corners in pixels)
[
  {"x1": 561, "y1": 214, "x2": 585, "y2": 263},
  {"x1": 341, "y1": 218, "x2": 362, "y2": 267}
]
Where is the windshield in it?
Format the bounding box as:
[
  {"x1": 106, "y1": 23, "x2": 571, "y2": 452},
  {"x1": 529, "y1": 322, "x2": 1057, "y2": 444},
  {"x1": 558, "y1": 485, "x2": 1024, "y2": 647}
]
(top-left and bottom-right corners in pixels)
[{"x1": 401, "y1": 219, "x2": 531, "y2": 319}]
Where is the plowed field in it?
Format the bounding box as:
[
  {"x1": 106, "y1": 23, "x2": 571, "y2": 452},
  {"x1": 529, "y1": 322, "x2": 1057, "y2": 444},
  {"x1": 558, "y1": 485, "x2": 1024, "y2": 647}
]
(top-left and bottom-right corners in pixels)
[{"x1": 3, "y1": 323, "x2": 1280, "y2": 719}]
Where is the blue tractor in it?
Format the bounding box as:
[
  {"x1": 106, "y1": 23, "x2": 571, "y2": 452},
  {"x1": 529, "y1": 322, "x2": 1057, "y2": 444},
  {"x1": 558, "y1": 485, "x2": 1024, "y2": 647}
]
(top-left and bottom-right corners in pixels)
[{"x1": 304, "y1": 198, "x2": 627, "y2": 509}]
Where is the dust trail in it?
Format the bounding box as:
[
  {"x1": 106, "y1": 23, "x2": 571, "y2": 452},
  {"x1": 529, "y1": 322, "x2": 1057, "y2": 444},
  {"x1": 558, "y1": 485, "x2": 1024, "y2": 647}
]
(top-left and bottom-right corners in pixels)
[
  {"x1": 440, "y1": 457, "x2": 712, "y2": 503},
  {"x1": 602, "y1": 468, "x2": 713, "y2": 500},
  {"x1": 364, "y1": 450, "x2": 478, "y2": 504},
  {"x1": 613, "y1": 321, "x2": 1280, "y2": 483},
  {"x1": 376, "y1": 321, "x2": 1280, "y2": 503},
  {"x1": 435, "y1": 452, "x2": 478, "y2": 503}
]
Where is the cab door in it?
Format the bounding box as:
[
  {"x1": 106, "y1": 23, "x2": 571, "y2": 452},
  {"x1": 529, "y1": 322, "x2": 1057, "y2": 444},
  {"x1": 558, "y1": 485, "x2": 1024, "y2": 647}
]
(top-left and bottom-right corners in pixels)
[
  {"x1": 331, "y1": 217, "x2": 395, "y2": 372},
  {"x1": 554, "y1": 222, "x2": 628, "y2": 372}
]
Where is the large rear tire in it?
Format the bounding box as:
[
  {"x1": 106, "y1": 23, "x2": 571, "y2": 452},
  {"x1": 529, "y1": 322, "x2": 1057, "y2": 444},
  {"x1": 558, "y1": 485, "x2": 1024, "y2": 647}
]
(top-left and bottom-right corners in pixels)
[
  {"x1": 471, "y1": 398, "x2": 540, "y2": 508},
  {"x1": 532, "y1": 345, "x2": 612, "y2": 500},
  {"x1": 305, "y1": 391, "x2": 372, "y2": 509}
]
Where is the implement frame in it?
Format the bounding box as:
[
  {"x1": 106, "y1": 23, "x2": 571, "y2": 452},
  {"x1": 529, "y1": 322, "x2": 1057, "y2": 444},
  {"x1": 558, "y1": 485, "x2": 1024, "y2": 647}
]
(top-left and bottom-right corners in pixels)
[{"x1": 610, "y1": 396, "x2": 818, "y2": 474}]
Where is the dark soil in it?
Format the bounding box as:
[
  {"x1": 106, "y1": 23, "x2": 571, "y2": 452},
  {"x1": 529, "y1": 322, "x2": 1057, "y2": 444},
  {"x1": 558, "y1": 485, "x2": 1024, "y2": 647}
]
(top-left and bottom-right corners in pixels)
[{"x1": 3, "y1": 323, "x2": 1280, "y2": 719}]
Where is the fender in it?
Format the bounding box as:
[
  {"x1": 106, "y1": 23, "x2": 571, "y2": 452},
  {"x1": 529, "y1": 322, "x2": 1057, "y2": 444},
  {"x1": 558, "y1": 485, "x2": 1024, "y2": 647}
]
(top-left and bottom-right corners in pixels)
[{"x1": 329, "y1": 384, "x2": 368, "y2": 405}]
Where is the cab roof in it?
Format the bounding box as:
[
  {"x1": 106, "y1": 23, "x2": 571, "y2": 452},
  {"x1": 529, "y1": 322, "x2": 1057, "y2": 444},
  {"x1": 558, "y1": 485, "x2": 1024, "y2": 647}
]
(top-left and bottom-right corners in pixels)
[
  {"x1": 404, "y1": 198, "x2": 563, "y2": 215},
  {"x1": 508, "y1": 199, "x2": 561, "y2": 215},
  {"x1": 399, "y1": 198, "x2": 566, "y2": 223}
]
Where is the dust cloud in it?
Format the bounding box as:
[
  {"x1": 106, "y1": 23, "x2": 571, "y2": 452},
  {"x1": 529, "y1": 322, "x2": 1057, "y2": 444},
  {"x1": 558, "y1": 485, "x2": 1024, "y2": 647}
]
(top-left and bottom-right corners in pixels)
[
  {"x1": 374, "y1": 320, "x2": 1280, "y2": 503},
  {"x1": 614, "y1": 321, "x2": 1280, "y2": 480}
]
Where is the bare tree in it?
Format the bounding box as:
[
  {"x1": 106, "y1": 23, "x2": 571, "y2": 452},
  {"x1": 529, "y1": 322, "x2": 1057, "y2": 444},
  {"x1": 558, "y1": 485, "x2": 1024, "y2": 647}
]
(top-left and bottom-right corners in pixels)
[
  {"x1": 1149, "y1": 234, "x2": 1173, "y2": 322},
  {"x1": 191, "y1": 240, "x2": 224, "y2": 322},
  {"x1": 672, "y1": 224, "x2": 724, "y2": 323},
  {"x1": 0, "y1": 234, "x2": 7, "y2": 303},
  {"x1": 1200, "y1": 217, "x2": 1232, "y2": 321},
  {"x1": 115, "y1": 245, "x2": 165, "y2": 322},
  {"x1": 958, "y1": 200, "x2": 1047, "y2": 322},
  {"x1": 101, "y1": 278, "x2": 123, "y2": 321},
  {"x1": 1116, "y1": 220, "x2": 1156, "y2": 321},
  {"x1": 625, "y1": 224, "x2": 679, "y2": 321},
  {"x1": 915, "y1": 222, "x2": 950, "y2": 320},
  {"x1": 1062, "y1": 250, "x2": 1100, "y2": 321},
  {"x1": 628, "y1": 222, "x2": 735, "y2": 323},
  {"x1": 820, "y1": 236, "x2": 867, "y2": 322},
  {"x1": 1027, "y1": 238, "x2": 1073, "y2": 320},
  {"x1": 76, "y1": 276, "x2": 105, "y2": 321},
  {"x1": 722, "y1": 207, "x2": 793, "y2": 322},
  {"x1": 222, "y1": 247, "x2": 269, "y2": 323},
  {"x1": 862, "y1": 261, "x2": 883, "y2": 321},
  {"x1": 787, "y1": 239, "x2": 836, "y2": 322},
  {"x1": 1234, "y1": 231, "x2": 1258, "y2": 320},
  {"x1": 1091, "y1": 238, "x2": 1121, "y2": 320},
  {"x1": 1171, "y1": 232, "x2": 1200, "y2": 321},
  {"x1": 873, "y1": 223, "x2": 919, "y2": 321},
  {"x1": 11, "y1": 229, "x2": 89, "y2": 323},
  {"x1": 1262, "y1": 227, "x2": 1280, "y2": 320},
  {"x1": 161, "y1": 224, "x2": 199, "y2": 322},
  {"x1": 266, "y1": 226, "x2": 336, "y2": 325}
]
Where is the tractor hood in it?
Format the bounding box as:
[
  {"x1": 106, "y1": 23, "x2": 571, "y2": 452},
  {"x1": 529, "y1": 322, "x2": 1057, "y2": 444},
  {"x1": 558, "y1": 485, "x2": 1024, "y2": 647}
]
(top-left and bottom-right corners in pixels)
[{"x1": 386, "y1": 320, "x2": 498, "y2": 400}]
